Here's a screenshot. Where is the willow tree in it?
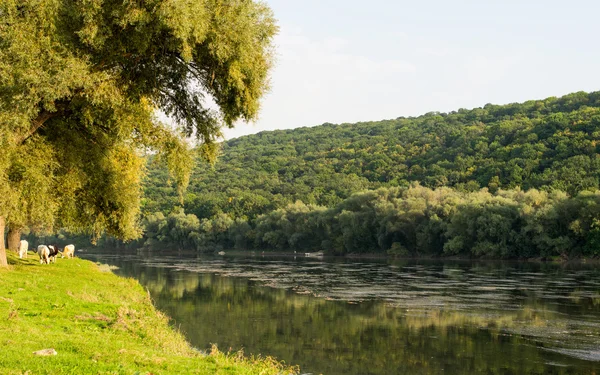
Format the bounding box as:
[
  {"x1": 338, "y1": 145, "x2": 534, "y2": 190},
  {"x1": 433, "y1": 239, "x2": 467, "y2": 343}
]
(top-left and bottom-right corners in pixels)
[{"x1": 0, "y1": 0, "x2": 277, "y2": 266}]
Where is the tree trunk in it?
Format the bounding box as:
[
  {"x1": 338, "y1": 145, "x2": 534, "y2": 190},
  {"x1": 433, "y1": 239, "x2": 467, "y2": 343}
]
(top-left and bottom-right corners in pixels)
[
  {"x1": 0, "y1": 216, "x2": 7, "y2": 267},
  {"x1": 7, "y1": 227, "x2": 22, "y2": 253}
]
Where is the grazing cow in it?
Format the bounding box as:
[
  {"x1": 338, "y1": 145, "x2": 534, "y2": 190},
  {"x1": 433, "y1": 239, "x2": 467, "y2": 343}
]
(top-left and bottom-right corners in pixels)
[
  {"x1": 18, "y1": 240, "x2": 28, "y2": 259},
  {"x1": 47, "y1": 245, "x2": 60, "y2": 263},
  {"x1": 61, "y1": 244, "x2": 75, "y2": 259},
  {"x1": 37, "y1": 245, "x2": 50, "y2": 264}
]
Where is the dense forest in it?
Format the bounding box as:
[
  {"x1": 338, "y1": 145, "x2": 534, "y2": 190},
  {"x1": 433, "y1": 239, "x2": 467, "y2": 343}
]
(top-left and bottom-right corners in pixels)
[
  {"x1": 137, "y1": 186, "x2": 600, "y2": 258},
  {"x1": 35, "y1": 91, "x2": 600, "y2": 258},
  {"x1": 145, "y1": 91, "x2": 600, "y2": 217}
]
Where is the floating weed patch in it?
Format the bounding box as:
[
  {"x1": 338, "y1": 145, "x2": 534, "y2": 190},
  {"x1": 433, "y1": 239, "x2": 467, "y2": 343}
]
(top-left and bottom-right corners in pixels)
[{"x1": 0, "y1": 252, "x2": 298, "y2": 375}]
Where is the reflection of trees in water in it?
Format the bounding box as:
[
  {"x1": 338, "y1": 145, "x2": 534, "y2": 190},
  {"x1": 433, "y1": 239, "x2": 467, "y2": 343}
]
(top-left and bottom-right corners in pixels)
[{"x1": 109, "y1": 263, "x2": 600, "y2": 375}]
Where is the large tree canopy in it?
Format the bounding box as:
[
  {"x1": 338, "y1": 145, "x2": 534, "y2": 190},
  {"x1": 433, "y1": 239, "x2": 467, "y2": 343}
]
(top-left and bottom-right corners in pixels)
[{"x1": 0, "y1": 0, "x2": 277, "y2": 265}]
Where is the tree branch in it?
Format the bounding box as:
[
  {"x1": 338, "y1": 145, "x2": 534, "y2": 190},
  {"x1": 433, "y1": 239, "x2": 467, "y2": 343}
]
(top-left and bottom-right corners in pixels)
[{"x1": 18, "y1": 102, "x2": 71, "y2": 145}]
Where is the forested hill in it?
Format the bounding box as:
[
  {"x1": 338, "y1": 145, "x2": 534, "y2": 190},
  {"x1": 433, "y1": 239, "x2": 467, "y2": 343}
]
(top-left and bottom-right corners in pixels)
[{"x1": 144, "y1": 91, "x2": 600, "y2": 221}]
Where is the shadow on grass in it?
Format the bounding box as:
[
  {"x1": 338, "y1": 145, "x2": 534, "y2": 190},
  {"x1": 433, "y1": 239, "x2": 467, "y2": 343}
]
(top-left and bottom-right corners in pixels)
[{"x1": 7, "y1": 251, "x2": 51, "y2": 267}]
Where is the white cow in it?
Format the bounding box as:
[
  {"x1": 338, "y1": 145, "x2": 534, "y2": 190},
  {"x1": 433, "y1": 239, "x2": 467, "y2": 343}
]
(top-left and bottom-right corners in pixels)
[
  {"x1": 37, "y1": 245, "x2": 50, "y2": 264},
  {"x1": 61, "y1": 244, "x2": 75, "y2": 259},
  {"x1": 18, "y1": 240, "x2": 28, "y2": 259}
]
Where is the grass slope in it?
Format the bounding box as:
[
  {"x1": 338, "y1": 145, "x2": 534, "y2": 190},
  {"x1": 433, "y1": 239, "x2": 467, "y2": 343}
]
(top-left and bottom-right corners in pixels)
[{"x1": 0, "y1": 252, "x2": 297, "y2": 375}]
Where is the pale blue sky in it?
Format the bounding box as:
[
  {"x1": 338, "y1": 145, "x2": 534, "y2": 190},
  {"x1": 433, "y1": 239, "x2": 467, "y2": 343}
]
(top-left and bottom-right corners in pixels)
[{"x1": 222, "y1": 0, "x2": 600, "y2": 139}]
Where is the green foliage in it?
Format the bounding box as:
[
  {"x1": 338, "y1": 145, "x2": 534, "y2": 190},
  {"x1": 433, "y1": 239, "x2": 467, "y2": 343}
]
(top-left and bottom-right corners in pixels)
[
  {"x1": 135, "y1": 91, "x2": 600, "y2": 258},
  {"x1": 138, "y1": 185, "x2": 600, "y2": 259},
  {"x1": 0, "y1": 0, "x2": 277, "y2": 251},
  {"x1": 144, "y1": 91, "x2": 600, "y2": 222},
  {"x1": 5, "y1": 138, "x2": 57, "y2": 232}
]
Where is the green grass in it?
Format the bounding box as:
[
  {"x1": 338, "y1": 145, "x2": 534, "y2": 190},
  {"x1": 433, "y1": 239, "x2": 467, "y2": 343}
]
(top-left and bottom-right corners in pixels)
[{"x1": 0, "y1": 251, "x2": 298, "y2": 375}]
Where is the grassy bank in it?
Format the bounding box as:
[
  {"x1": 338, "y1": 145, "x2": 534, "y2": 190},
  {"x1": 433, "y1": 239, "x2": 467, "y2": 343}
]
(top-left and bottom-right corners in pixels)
[{"x1": 0, "y1": 252, "x2": 297, "y2": 375}]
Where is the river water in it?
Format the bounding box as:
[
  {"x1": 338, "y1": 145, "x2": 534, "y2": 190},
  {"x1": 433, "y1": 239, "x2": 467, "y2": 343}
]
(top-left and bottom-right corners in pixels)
[{"x1": 81, "y1": 252, "x2": 600, "y2": 375}]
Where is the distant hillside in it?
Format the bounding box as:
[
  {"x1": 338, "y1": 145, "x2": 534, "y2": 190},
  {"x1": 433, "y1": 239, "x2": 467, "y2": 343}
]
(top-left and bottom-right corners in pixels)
[{"x1": 144, "y1": 91, "x2": 600, "y2": 220}]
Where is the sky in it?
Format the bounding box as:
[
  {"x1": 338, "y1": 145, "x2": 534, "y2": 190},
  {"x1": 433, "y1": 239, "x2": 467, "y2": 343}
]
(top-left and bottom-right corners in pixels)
[{"x1": 221, "y1": 0, "x2": 600, "y2": 139}]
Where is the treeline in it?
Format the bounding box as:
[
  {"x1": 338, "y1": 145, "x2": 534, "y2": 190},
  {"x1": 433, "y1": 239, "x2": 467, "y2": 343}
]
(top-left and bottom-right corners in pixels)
[
  {"x1": 138, "y1": 185, "x2": 600, "y2": 259},
  {"x1": 143, "y1": 91, "x2": 600, "y2": 221}
]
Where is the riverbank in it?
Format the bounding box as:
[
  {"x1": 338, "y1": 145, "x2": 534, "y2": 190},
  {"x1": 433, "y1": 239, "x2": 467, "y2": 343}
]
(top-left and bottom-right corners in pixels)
[{"x1": 0, "y1": 252, "x2": 298, "y2": 375}]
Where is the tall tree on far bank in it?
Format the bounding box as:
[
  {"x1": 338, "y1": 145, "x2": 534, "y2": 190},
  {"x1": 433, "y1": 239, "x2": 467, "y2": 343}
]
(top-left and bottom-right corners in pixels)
[{"x1": 0, "y1": 0, "x2": 277, "y2": 266}]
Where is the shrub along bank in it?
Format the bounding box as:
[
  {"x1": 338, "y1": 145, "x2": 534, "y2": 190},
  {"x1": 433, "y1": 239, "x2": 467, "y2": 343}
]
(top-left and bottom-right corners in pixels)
[
  {"x1": 0, "y1": 252, "x2": 297, "y2": 375},
  {"x1": 138, "y1": 185, "x2": 600, "y2": 259}
]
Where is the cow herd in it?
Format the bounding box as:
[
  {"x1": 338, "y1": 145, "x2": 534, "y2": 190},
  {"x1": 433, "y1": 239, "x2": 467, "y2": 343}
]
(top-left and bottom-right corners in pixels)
[{"x1": 17, "y1": 240, "x2": 76, "y2": 264}]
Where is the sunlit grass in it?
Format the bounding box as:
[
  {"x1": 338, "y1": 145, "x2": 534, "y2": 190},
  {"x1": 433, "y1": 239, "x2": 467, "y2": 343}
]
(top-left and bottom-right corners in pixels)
[{"x1": 0, "y1": 251, "x2": 298, "y2": 375}]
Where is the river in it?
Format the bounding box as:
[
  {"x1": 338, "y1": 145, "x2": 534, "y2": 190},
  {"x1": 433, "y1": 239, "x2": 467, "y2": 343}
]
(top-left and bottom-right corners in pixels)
[{"x1": 81, "y1": 251, "x2": 600, "y2": 375}]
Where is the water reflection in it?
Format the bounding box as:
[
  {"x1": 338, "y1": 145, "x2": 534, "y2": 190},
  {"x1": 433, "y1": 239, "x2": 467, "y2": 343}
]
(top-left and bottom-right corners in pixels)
[{"x1": 85, "y1": 253, "x2": 600, "y2": 375}]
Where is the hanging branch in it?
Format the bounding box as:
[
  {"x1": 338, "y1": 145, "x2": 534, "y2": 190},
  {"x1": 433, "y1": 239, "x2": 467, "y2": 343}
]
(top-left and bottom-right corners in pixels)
[{"x1": 18, "y1": 101, "x2": 72, "y2": 145}]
